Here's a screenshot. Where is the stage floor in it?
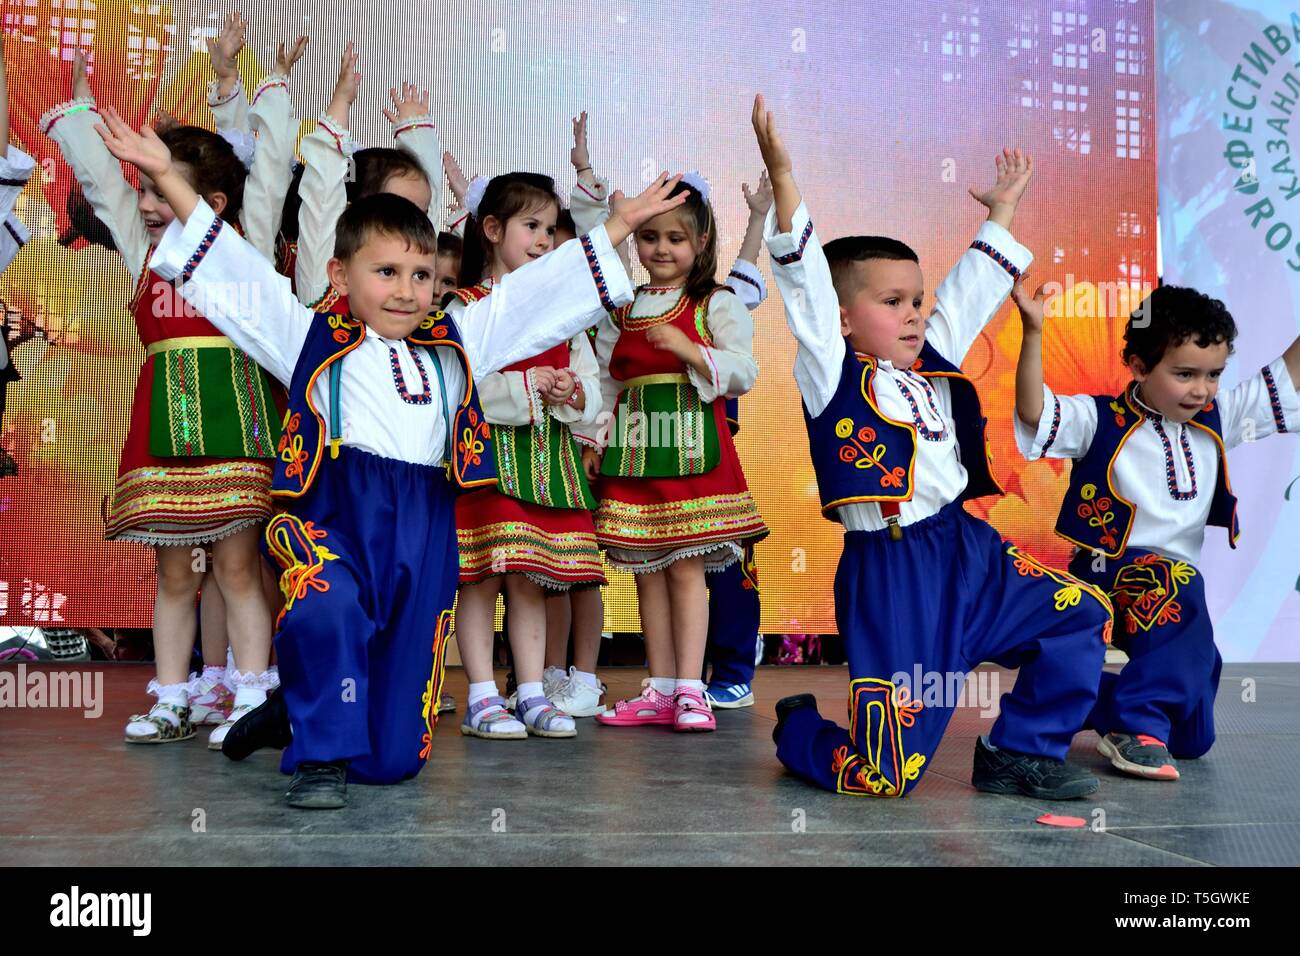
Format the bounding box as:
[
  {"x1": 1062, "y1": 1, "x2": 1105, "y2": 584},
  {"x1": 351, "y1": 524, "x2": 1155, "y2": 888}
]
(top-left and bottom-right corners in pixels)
[{"x1": 3, "y1": 663, "x2": 1298, "y2": 866}]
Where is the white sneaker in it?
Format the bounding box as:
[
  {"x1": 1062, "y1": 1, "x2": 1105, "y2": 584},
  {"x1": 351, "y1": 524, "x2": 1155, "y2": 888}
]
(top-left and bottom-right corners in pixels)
[
  {"x1": 542, "y1": 666, "x2": 567, "y2": 699},
  {"x1": 549, "y1": 667, "x2": 606, "y2": 718}
]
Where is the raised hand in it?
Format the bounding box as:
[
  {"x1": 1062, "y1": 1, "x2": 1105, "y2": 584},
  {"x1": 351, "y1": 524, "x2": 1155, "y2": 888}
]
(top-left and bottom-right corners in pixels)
[
  {"x1": 275, "y1": 34, "x2": 310, "y2": 77},
  {"x1": 94, "y1": 106, "x2": 173, "y2": 179},
  {"x1": 1011, "y1": 275, "x2": 1049, "y2": 334},
  {"x1": 326, "y1": 42, "x2": 361, "y2": 126},
  {"x1": 968, "y1": 148, "x2": 1033, "y2": 220},
  {"x1": 443, "y1": 151, "x2": 469, "y2": 209},
  {"x1": 606, "y1": 172, "x2": 687, "y2": 241},
  {"x1": 751, "y1": 94, "x2": 791, "y2": 179},
  {"x1": 206, "y1": 11, "x2": 247, "y2": 84},
  {"x1": 72, "y1": 48, "x2": 92, "y2": 101},
  {"x1": 382, "y1": 82, "x2": 431, "y2": 125},
  {"x1": 570, "y1": 111, "x2": 591, "y2": 171},
  {"x1": 742, "y1": 170, "x2": 773, "y2": 215}
]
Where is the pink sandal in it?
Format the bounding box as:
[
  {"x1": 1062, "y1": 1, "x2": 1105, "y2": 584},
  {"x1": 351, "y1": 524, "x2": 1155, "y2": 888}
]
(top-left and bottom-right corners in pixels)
[
  {"x1": 595, "y1": 680, "x2": 675, "y2": 726},
  {"x1": 673, "y1": 685, "x2": 716, "y2": 732}
]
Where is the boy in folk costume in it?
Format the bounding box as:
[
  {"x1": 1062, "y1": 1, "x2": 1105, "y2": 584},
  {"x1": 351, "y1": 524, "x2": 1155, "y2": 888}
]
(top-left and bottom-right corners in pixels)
[
  {"x1": 1012, "y1": 280, "x2": 1300, "y2": 780},
  {"x1": 754, "y1": 95, "x2": 1112, "y2": 799}
]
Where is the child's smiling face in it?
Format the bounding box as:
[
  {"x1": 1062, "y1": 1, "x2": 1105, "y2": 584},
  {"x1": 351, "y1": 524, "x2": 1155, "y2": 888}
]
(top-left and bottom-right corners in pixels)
[
  {"x1": 327, "y1": 231, "x2": 437, "y2": 340},
  {"x1": 634, "y1": 208, "x2": 705, "y2": 287},
  {"x1": 484, "y1": 200, "x2": 558, "y2": 277}
]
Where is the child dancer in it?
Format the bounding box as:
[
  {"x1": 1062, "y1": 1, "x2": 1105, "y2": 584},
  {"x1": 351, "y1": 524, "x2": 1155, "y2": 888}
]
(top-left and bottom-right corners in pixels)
[
  {"x1": 565, "y1": 114, "x2": 769, "y2": 727},
  {"x1": 452, "y1": 172, "x2": 608, "y2": 740},
  {"x1": 577, "y1": 182, "x2": 767, "y2": 731},
  {"x1": 95, "y1": 103, "x2": 684, "y2": 805},
  {"x1": 42, "y1": 37, "x2": 302, "y2": 748},
  {"x1": 754, "y1": 95, "x2": 1111, "y2": 798},
  {"x1": 1012, "y1": 280, "x2": 1299, "y2": 780}
]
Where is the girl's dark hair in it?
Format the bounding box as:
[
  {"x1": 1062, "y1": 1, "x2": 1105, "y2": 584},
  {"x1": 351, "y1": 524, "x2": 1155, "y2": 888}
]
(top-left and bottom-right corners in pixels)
[
  {"x1": 457, "y1": 172, "x2": 560, "y2": 287},
  {"x1": 555, "y1": 207, "x2": 576, "y2": 239},
  {"x1": 437, "y1": 231, "x2": 463, "y2": 259},
  {"x1": 156, "y1": 123, "x2": 246, "y2": 224},
  {"x1": 652, "y1": 180, "x2": 720, "y2": 300},
  {"x1": 347, "y1": 147, "x2": 429, "y2": 205},
  {"x1": 1123, "y1": 284, "x2": 1238, "y2": 372}
]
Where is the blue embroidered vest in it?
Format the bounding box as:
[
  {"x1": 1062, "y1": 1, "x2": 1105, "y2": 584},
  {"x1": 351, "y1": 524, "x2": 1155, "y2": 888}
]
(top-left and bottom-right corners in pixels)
[
  {"x1": 804, "y1": 341, "x2": 1001, "y2": 521},
  {"x1": 1054, "y1": 387, "x2": 1239, "y2": 557},
  {"x1": 272, "y1": 308, "x2": 496, "y2": 499}
]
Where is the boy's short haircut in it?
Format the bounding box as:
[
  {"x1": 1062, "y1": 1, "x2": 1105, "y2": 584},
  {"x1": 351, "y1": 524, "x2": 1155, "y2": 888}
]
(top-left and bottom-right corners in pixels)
[
  {"x1": 436, "y1": 230, "x2": 463, "y2": 259},
  {"x1": 334, "y1": 193, "x2": 439, "y2": 261},
  {"x1": 823, "y1": 235, "x2": 920, "y2": 303},
  {"x1": 347, "y1": 147, "x2": 431, "y2": 203},
  {"x1": 1123, "y1": 284, "x2": 1238, "y2": 372}
]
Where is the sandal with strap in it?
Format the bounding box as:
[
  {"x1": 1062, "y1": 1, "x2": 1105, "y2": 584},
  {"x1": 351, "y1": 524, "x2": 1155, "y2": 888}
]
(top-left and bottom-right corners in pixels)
[
  {"x1": 595, "y1": 679, "x2": 675, "y2": 726},
  {"x1": 673, "y1": 685, "x2": 716, "y2": 733},
  {"x1": 124, "y1": 702, "x2": 195, "y2": 744},
  {"x1": 515, "y1": 695, "x2": 576, "y2": 739},
  {"x1": 207, "y1": 703, "x2": 257, "y2": 750},
  {"x1": 459, "y1": 695, "x2": 527, "y2": 740}
]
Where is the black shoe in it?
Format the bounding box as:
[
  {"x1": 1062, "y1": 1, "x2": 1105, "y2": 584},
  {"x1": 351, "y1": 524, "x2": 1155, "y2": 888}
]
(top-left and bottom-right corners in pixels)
[
  {"x1": 285, "y1": 761, "x2": 348, "y2": 809},
  {"x1": 773, "y1": 693, "x2": 818, "y2": 744},
  {"x1": 221, "y1": 687, "x2": 291, "y2": 761},
  {"x1": 1097, "y1": 732, "x2": 1180, "y2": 780},
  {"x1": 971, "y1": 736, "x2": 1099, "y2": 800}
]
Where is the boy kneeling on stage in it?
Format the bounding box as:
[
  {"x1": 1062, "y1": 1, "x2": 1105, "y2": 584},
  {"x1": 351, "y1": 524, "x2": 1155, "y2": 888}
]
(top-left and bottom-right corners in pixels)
[
  {"x1": 95, "y1": 106, "x2": 685, "y2": 808},
  {"x1": 753, "y1": 95, "x2": 1113, "y2": 799}
]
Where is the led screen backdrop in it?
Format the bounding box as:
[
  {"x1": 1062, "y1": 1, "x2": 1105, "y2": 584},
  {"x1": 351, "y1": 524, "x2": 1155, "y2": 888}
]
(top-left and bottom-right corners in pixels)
[{"x1": 0, "y1": 0, "x2": 1174, "y2": 638}]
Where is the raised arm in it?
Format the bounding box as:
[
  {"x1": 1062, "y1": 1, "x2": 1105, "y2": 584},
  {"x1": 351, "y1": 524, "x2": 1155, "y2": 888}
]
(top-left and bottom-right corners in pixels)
[
  {"x1": 924, "y1": 150, "x2": 1034, "y2": 365},
  {"x1": 727, "y1": 172, "x2": 773, "y2": 310},
  {"x1": 296, "y1": 42, "x2": 359, "y2": 307},
  {"x1": 95, "y1": 107, "x2": 311, "y2": 383},
  {"x1": 1013, "y1": 278, "x2": 1048, "y2": 428},
  {"x1": 567, "y1": 111, "x2": 631, "y2": 273},
  {"x1": 40, "y1": 50, "x2": 150, "y2": 278},
  {"x1": 239, "y1": 35, "x2": 306, "y2": 260},
  {"x1": 384, "y1": 82, "x2": 442, "y2": 230},
  {"x1": 206, "y1": 11, "x2": 250, "y2": 133},
  {"x1": 752, "y1": 94, "x2": 844, "y2": 417}
]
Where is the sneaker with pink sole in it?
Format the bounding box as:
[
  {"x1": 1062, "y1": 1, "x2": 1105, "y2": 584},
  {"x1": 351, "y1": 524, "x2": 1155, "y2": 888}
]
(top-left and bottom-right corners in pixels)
[
  {"x1": 595, "y1": 680, "x2": 675, "y2": 726},
  {"x1": 673, "y1": 685, "x2": 716, "y2": 732}
]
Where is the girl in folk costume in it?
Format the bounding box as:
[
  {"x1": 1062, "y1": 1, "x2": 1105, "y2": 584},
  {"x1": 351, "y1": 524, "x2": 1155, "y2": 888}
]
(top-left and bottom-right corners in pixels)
[
  {"x1": 41, "y1": 38, "x2": 303, "y2": 747},
  {"x1": 451, "y1": 172, "x2": 614, "y2": 740},
  {"x1": 583, "y1": 175, "x2": 768, "y2": 733}
]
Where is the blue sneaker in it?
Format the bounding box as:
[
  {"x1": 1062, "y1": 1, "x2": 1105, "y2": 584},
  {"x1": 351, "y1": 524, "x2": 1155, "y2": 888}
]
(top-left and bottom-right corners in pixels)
[{"x1": 704, "y1": 681, "x2": 754, "y2": 709}]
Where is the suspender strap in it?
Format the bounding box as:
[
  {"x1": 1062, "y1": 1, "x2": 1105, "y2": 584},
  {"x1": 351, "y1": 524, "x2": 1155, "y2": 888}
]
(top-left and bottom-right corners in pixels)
[
  {"x1": 428, "y1": 346, "x2": 454, "y2": 472},
  {"x1": 329, "y1": 362, "x2": 343, "y2": 458}
]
